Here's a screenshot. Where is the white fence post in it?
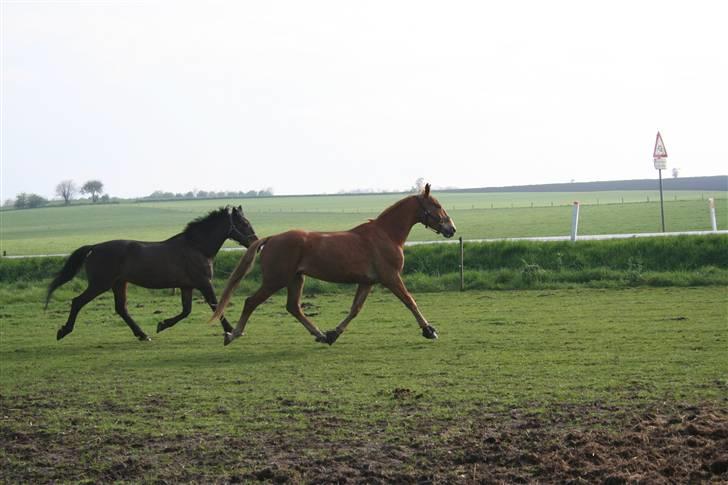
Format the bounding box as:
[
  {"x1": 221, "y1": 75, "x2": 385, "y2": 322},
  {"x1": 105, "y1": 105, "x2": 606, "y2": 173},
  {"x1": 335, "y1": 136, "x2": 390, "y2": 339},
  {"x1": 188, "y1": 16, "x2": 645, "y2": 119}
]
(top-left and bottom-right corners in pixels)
[
  {"x1": 709, "y1": 198, "x2": 718, "y2": 232},
  {"x1": 570, "y1": 201, "x2": 580, "y2": 242}
]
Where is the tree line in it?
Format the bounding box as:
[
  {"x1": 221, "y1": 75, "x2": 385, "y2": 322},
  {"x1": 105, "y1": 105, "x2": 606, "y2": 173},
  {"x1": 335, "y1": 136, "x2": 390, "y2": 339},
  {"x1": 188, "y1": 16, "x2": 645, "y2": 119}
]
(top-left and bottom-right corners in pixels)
[
  {"x1": 142, "y1": 188, "x2": 274, "y2": 200},
  {"x1": 5, "y1": 180, "x2": 106, "y2": 210},
  {"x1": 3, "y1": 180, "x2": 276, "y2": 210}
]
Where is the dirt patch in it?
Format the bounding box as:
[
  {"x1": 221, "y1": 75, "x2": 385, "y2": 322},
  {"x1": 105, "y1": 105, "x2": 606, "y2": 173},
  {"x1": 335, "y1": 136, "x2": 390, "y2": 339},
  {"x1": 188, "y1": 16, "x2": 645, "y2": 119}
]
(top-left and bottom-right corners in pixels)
[{"x1": 1, "y1": 400, "x2": 726, "y2": 483}]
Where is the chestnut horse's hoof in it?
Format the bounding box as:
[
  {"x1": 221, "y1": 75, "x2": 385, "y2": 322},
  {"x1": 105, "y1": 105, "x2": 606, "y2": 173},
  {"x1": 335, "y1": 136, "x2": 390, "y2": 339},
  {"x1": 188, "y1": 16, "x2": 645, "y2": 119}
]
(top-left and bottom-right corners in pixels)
[
  {"x1": 325, "y1": 330, "x2": 340, "y2": 345},
  {"x1": 57, "y1": 326, "x2": 71, "y2": 341},
  {"x1": 422, "y1": 325, "x2": 438, "y2": 340},
  {"x1": 315, "y1": 330, "x2": 339, "y2": 346}
]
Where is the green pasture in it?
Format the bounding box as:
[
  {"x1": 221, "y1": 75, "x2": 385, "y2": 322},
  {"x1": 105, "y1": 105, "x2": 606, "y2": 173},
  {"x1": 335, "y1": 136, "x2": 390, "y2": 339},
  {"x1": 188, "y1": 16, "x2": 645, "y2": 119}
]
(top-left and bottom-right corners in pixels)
[
  {"x1": 1, "y1": 285, "x2": 726, "y2": 481},
  {"x1": 1, "y1": 190, "x2": 726, "y2": 256}
]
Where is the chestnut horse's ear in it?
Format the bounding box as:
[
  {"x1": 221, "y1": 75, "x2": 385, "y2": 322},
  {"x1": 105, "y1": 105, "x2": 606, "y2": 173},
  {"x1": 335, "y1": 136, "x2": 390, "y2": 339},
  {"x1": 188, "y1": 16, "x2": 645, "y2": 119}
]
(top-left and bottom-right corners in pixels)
[{"x1": 424, "y1": 183, "x2": 431, "y2": 197}]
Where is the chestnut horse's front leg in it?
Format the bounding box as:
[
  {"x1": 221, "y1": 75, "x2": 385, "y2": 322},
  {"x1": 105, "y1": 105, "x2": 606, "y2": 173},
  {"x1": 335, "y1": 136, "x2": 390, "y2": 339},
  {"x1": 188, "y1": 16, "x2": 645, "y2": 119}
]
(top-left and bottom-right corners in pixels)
[{"x1": 382, "y1": 275, "x2": 438, "y2": 340}]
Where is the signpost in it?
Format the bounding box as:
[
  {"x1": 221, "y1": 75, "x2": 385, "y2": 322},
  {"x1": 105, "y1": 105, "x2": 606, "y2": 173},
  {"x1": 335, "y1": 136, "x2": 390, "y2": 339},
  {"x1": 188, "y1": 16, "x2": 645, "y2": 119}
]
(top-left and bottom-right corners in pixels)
[{"x1": 653, "y1": 131, "x2": 668, "y2": 232}]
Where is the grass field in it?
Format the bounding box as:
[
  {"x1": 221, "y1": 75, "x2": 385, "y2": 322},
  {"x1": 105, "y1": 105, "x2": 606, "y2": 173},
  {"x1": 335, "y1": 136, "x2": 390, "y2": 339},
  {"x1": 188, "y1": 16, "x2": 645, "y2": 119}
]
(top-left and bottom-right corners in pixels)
[
  {"x1": 1, "y1": 191, "x2": 726, "y2": 256},
  {"x1": 2, "y1": 285, "x2": 727, "y2": 482}
]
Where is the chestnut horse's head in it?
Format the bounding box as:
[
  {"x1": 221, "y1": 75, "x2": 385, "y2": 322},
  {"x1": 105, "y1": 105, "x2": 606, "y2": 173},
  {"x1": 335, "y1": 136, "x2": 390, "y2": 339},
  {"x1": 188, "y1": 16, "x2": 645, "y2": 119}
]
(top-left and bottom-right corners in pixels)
[{"x1": 416, "y1": 184, "x2": 457, "y2": 238}]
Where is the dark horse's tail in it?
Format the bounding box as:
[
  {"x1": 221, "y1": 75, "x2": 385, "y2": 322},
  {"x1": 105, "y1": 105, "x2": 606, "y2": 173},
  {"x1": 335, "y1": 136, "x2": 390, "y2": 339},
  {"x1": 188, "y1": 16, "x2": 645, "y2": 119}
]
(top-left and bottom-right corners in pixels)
[
  {"x1": 209, "y1": 237, "x2": 268, "y2": 323},
  {"x1": 45, "y1": 245, "x2": 94, "y2": 309}
]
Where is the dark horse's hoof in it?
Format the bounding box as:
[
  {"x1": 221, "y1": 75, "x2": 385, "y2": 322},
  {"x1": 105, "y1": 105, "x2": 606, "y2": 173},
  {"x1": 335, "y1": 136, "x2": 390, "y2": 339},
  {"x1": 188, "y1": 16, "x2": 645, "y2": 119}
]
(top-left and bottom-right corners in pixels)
[
  {"x1": 156, "y1": 322, "x2": 166, "y2": 333},
  {"x1": 56, "y1": 326, "x2": 71, "y2": 341},
  {"x1": 422, "y1": 325, "x2": 438, "y2": 340},
  {"x1": 224, "y1": 332, "x2": 234, "y2": 346},
  {"x1": 315, "y1": 330, "x2": 340, "y2": 346},
  {"x1": 138, "y1": 334, "x2": 151, "y2": 342}
]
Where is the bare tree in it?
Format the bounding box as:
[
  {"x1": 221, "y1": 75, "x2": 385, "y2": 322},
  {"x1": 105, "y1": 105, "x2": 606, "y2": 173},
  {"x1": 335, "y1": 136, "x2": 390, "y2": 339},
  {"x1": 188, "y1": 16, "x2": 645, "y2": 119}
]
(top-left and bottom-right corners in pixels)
[
  {"x1": 81, "y1": 180, "x2": 104, "y2": 203},
  {"x1": 411, "y1": 177, "x2": 426, "y2": 193},
  {"x1": 55, "y1": 180, "x2": 77, "y2": 205}
]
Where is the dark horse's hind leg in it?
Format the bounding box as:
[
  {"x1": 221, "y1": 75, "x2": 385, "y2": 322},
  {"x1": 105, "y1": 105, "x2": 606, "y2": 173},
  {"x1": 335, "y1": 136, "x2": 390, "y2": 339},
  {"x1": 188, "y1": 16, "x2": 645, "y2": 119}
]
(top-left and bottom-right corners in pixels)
[
  {"x1": 197, "y1": 283, "x2": 233, "y2": 333},
  {"x1": 112, "y1": 281, "x2": 151, "y2": 341},
  {"x1": 57, "y1": 285, "x2": 109, "y2": 340},
  {"x1": 156, "y1": 288, "x2": 193, "y2": 333}
]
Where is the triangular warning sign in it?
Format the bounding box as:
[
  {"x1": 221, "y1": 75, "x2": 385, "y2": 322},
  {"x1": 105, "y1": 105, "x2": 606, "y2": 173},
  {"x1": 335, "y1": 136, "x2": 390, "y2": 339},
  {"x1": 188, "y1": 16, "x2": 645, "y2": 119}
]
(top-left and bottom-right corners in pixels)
[{"x1": 653, "y1": 131, "x2": 667, "y2": 159}]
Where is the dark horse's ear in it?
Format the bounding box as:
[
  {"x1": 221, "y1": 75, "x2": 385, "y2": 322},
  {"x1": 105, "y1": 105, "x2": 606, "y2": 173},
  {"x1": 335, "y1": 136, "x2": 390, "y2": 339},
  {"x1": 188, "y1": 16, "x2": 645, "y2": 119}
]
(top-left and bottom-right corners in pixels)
[
  {"x1": 424, "y1": 183, "x2": 431, "y2": 197},
  {"x1": 237, "y1": 205, "x2": 244, "y2": 215}
]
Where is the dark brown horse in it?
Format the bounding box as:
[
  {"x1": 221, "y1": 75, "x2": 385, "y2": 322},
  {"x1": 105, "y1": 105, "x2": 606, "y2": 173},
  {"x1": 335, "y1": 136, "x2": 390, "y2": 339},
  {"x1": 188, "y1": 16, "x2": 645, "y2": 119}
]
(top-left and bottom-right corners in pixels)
[
  {"x1": 46, "y1": 206, "x2": 257, "y2": 341},
  {"x1": 211, "y1": 184, "x2": 456, "y2": 346}
]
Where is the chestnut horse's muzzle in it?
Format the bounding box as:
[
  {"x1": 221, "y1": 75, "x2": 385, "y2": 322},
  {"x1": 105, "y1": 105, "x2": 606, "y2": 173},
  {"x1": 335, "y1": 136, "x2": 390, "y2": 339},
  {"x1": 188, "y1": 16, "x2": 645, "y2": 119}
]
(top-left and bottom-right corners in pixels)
[{"x1": 440, "y1": 223, "x2": 457, "y2": 239}]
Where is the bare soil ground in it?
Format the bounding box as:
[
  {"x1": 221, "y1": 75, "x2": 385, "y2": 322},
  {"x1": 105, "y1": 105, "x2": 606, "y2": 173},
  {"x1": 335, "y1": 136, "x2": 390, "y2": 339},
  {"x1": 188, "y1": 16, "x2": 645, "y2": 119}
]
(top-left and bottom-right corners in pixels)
[{"x1": 2, "y1": 398, "x2": 726, "y2": 484}]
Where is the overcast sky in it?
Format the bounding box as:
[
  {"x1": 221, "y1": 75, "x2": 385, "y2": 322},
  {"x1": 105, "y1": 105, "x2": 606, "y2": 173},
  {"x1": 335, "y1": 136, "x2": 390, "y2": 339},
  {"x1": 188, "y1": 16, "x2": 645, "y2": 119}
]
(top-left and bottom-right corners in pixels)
[{"x1": 2, "y1": 0, "x2": 727, "y2": 200}]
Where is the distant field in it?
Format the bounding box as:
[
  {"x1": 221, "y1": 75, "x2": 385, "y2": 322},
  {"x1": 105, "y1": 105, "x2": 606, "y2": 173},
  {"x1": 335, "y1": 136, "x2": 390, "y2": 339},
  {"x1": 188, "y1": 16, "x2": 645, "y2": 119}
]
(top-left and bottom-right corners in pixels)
[{"x1": 1, "y1": 190, "x2": 726, "y2": 256}]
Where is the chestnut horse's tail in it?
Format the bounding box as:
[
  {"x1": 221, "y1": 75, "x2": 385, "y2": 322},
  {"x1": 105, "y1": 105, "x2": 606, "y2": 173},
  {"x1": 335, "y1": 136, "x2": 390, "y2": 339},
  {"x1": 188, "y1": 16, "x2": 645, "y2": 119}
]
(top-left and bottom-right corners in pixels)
[
  {"x1": 45, "y1": 245, "x2": 94, "y2": 309},
  {"x1": 209, "y1": 237, "x2": 268, "y2": 323}
]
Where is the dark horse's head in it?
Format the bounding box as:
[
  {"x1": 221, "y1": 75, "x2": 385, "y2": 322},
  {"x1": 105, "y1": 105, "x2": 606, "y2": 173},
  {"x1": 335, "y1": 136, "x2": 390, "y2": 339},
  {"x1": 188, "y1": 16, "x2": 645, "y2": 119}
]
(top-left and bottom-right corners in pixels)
[
  {"x1": 416, "y1": 184, "x2": 457, "y2": 238},
  {"x1": 227, "y1": 205, "x2": 258, "y2": 247}
]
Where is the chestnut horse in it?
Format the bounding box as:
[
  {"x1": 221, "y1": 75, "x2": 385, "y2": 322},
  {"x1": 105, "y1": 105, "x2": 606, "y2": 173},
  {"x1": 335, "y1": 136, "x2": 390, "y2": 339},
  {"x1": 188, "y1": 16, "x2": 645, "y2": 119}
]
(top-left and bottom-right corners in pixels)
[
  {"x1": 46, "y1": 206, "x2": 257, "y2": 341},
  {"x1": 211, "y1": 184, "x2": 456, "y2": 346}
]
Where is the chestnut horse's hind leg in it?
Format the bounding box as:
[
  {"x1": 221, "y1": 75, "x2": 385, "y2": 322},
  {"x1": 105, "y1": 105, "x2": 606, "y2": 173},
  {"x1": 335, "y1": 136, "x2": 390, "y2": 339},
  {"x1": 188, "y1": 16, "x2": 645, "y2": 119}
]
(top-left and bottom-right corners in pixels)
[
  {"x1": 382, "y1": 275, "x2": 438, "y2": 340},
  {"x1": 156, "y1": 287, "x2": 193, "y2": 334},
  {"x1": 224, "y1": 285, "x2": 279, "y2": 346},
  {"x1": 112, "y1": 281, "x2": 151, "y2": 341},
  {"x1": 285, "y1": 274, "x2": 327, "y2": 343},
  {"x1": 197, "y1": 282, "x2": 233, "y2": 333},
  {"x1": 322, "y1": 283, "x2": 373, "y2": 345},
  {"x1": 56, "y1": 284, "x2": 109, "y2": 340}
]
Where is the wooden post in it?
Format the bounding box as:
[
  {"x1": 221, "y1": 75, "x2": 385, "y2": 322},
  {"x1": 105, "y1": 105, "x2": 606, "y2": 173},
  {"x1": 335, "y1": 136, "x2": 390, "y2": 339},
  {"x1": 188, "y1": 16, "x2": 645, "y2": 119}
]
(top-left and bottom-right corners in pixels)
[{"x1": 459, "y1": 237, "x2": 464, "y2": 291}]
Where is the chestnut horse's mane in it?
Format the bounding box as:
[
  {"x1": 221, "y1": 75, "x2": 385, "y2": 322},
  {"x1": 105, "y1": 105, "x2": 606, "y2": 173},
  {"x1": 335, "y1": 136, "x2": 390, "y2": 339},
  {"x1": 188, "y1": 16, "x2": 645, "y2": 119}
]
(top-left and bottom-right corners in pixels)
[{"x1": 375, "y1": 194, "x2": 418, "y2": 220}]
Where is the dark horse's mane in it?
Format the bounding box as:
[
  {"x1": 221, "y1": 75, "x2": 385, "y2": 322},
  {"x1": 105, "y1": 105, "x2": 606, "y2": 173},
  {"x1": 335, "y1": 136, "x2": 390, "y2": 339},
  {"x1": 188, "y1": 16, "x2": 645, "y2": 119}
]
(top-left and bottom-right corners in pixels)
[{"x1": 181, "y1": 207, "x2": 229, "y2": 240}]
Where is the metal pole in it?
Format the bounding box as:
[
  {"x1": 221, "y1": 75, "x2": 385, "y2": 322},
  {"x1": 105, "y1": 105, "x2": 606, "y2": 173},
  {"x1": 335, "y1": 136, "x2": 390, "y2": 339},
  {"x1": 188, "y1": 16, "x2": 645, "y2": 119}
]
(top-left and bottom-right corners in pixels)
[
  {"x1": 658, "y1": 169, "x2": 666, "y2": 232},
  {"x1": 459, "y1": 236, "x2": 464, "y2": 291}
]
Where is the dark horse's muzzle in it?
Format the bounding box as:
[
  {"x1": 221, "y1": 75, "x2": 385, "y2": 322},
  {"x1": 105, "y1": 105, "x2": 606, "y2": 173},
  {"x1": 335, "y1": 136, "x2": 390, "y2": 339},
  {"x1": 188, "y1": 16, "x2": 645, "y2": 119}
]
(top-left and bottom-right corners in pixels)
[{"x1": 244, "y1": 234, "x2": 259, "y2": 247}]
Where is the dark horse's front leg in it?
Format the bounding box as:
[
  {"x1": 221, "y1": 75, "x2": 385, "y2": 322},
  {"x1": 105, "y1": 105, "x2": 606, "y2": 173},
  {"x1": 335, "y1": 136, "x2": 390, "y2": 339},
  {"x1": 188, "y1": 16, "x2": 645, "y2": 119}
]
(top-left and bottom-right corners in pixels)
[
  {"x1": 113, "y1": 281, "x2": 151, "y2": 341},
  {"x1": 197, "y1": 283, "x2": 234, "y2": 333},
  {"x1": 156, "y1": 288, "x2": 193, "y2": 334}
]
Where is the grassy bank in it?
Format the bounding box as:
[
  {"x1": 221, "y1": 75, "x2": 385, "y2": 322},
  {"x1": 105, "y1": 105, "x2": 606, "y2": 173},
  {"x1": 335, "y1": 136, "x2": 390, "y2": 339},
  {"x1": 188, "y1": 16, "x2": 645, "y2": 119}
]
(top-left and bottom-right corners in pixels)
[{"x1": 2, "y1": 235, "x2": 727, "y2": 293}]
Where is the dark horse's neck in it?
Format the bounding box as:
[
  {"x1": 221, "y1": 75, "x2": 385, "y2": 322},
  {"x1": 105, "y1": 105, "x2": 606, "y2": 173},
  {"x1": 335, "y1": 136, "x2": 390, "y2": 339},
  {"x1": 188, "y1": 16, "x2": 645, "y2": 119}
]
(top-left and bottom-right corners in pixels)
[
  {"x1": 182, "y1": 210, "x2": 231, "y2": 258},
  {"x1": 374, "y1": 196, "x2": 421, "y2": 246}
]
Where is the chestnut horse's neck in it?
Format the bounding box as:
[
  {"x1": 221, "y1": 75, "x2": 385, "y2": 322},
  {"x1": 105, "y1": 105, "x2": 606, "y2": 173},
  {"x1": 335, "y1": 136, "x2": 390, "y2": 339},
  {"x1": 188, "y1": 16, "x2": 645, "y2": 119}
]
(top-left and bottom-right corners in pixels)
[{"x1": 374, "y1": 196, "x2": 421, "y2": 246}]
